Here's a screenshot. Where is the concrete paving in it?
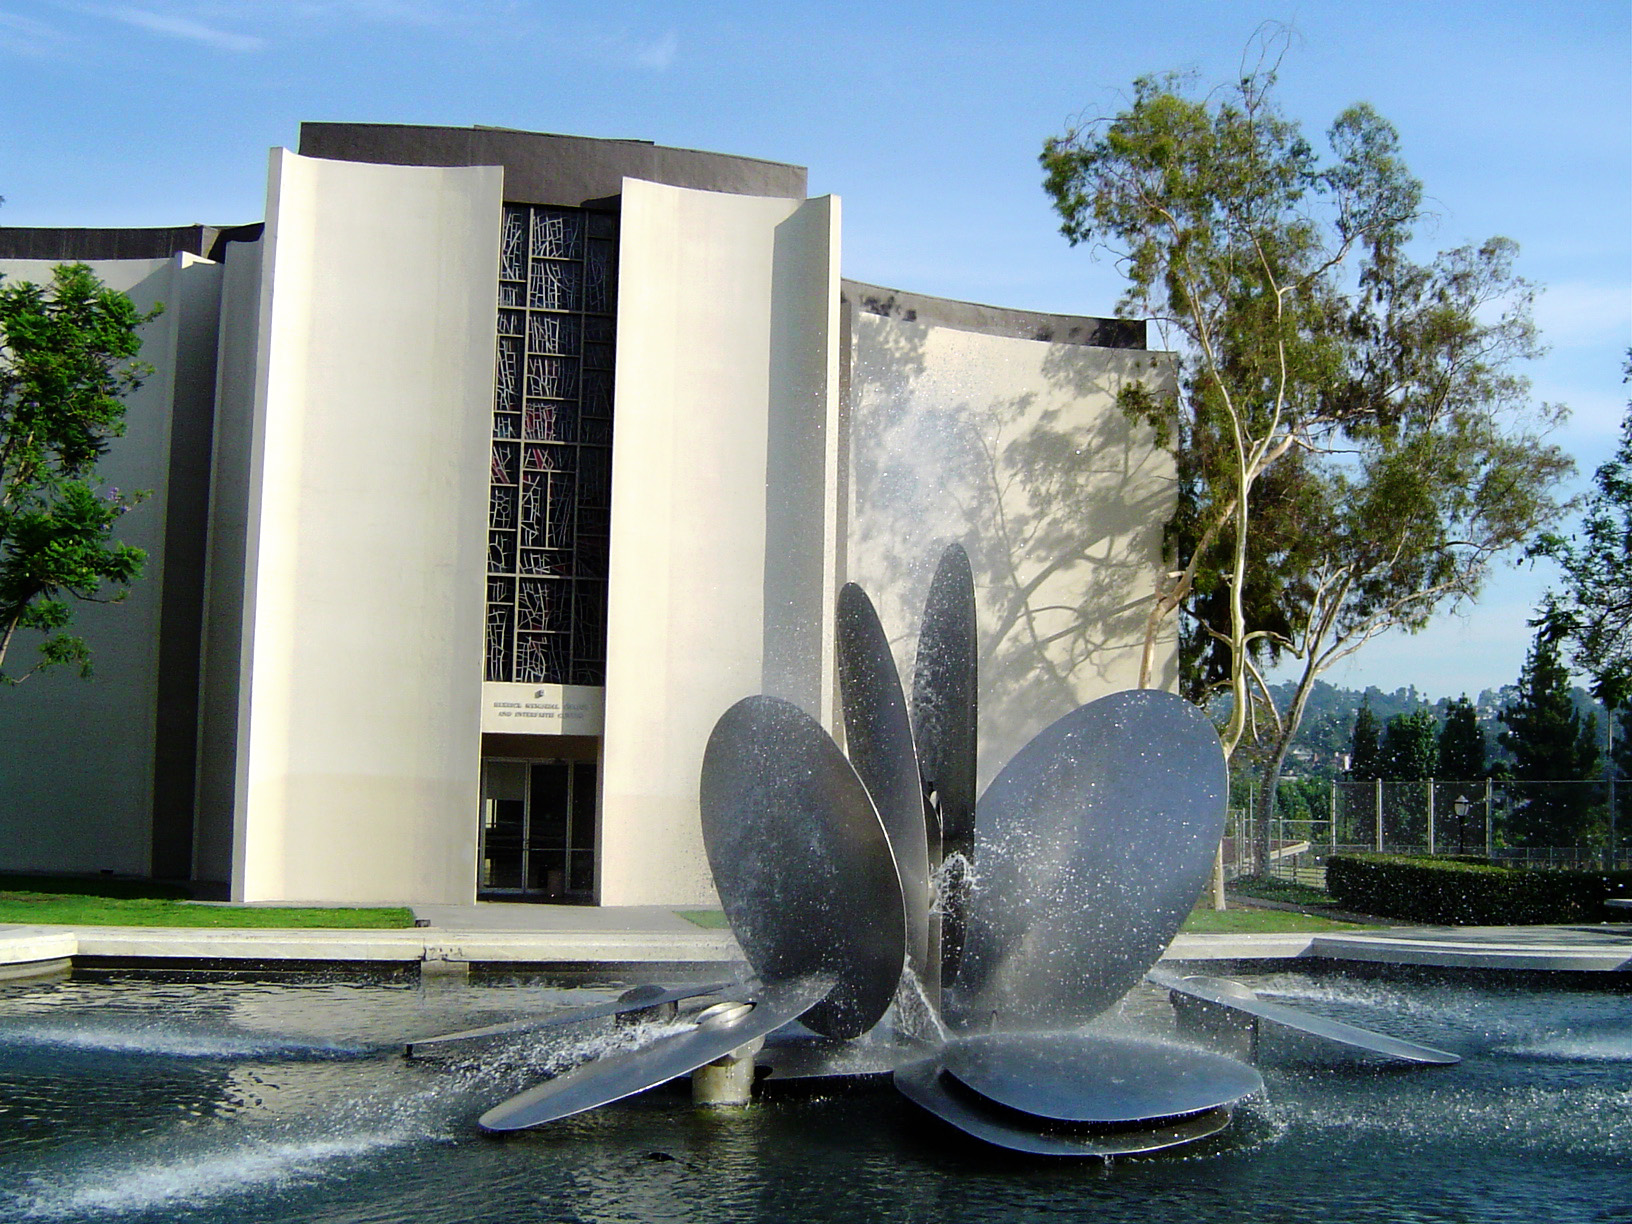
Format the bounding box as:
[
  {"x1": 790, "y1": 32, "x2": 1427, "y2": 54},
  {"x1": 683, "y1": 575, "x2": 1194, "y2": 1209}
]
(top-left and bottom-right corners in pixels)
[
  {"x1": 2, "y1": 911, "x2": 1629, "y2": 976},
  {"x1": 1308, "y1": 923, "x2": 1632, "y2": 972}
]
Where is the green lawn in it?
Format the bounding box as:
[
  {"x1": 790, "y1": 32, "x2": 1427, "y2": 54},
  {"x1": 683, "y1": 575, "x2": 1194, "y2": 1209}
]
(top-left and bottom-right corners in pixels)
[
  {"x1": 1181, "y1": 904, "x2": 1375, "y2": 934},
  {"x1": 0, "y1": 877, "x2": 414, "y2": 928},
  {"x1": 1227, "y1": 874, "x2": 1340, "y2": 908}
]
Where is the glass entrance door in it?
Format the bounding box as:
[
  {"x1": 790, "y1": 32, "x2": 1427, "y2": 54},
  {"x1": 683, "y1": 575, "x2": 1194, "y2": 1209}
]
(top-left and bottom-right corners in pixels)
[{"x1": 479, "y1": 759, "x2": 597, "y2": 900}]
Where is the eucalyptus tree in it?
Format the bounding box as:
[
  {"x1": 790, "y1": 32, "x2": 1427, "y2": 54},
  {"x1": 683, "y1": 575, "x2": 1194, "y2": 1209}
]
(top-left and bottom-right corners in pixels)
[
  {"x1": 1535, "y1": 353, "x2": 1632, "y2": 707},
  {"x1": 1041, "y1": 51, "x2": 1570, "y2": 872},
  {"x1": 0, "y1": 263, "x2": 155, "y2": 683}
]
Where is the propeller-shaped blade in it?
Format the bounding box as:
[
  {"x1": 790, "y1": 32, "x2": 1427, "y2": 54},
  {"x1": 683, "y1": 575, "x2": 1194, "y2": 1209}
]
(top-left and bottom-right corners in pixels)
[
  {"x1": 949, "y1": 689, "x2": 1227, "y2": 1032},
  {"x1": 1147, "y1": 970, "x2": 1462, "y2": 1065},
  {"x1": 700, "y1": 696, "x2": 907, "y2": 1039},
  {"x1": 837, "y1": 582, "x2": 934, "y2": 988},
  {"x1": 478, "y1": 975, "x2": 832, "y2": 1132}
]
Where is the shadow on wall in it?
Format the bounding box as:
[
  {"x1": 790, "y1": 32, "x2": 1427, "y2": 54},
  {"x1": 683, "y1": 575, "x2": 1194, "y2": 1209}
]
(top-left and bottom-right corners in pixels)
[{"x1": 847, "y1": 312, "x2": 1175, "y2": 787}]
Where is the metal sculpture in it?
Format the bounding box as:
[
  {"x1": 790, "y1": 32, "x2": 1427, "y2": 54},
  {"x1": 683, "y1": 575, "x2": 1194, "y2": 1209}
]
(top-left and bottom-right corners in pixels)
[
  {"x1": 698, "y1": 694, "x2": 906, "y2": 1040},
  {"x1": 1149, "y1": 971, "x2": 1461, "y2": 1065},
  {"x1": 947, "y1": 691, "x2": 1229, "y2": 1031},
  {"x1": 439, "y1": 542, "x2": 1456, "y2": 1156},
  {"x1": 836, "y1": 584, "x2": 934, "y2": 991}
]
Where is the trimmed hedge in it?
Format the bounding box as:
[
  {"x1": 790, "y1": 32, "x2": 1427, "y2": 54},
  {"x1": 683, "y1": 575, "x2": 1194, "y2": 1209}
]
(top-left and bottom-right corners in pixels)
[{"x1": 1325, "y1": 854, "x2": 1632, "y2": 925}]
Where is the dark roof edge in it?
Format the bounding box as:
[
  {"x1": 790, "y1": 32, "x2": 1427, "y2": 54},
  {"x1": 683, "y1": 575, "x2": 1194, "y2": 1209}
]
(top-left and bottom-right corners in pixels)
[
  {"x1": 297, "y1": 123, "x2": 807, "y2": 207},
  {"x1": 841, "y1": 279, "x2": 1145, "y2": 350},
  {"x1": 0, "y1": 223, "x2": 264, "y2": 263}
]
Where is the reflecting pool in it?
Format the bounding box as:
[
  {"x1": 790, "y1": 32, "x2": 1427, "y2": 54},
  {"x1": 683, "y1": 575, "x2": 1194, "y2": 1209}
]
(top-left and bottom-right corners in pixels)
[{"x1": 1, "y1": 968, "x2": 1627, "y2": 1223}]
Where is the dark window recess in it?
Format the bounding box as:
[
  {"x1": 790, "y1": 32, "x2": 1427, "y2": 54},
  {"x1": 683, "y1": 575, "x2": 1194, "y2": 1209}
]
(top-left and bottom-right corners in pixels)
[{"x1": 485, "y1": 203, "x2": 617, "y2": 684}]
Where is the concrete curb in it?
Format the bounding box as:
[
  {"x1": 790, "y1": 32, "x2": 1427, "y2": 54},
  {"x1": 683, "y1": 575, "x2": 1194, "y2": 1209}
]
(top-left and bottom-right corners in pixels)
[
  {"x1": 0, "y1": 926, "x2": 77, "y2": 979},
  {"x1": 1, "y1": 922, "x2": 742, "y2": 970},
  {"x1": 4, "y1": 921, "x2": 1628, "y2": 976},
  {"x1": 1309, "y1": 930, "x2": 1632, "y2": 972}
]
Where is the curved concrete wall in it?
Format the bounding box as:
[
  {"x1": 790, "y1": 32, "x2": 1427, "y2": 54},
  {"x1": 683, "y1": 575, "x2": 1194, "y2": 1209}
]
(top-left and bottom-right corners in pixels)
[
  {"x1": 0, "y1": 253, "x2": 222, "y2": 877},
  {"x1": 231, "y1": 150, "x2": 501, "y2": 903},
  {"x1": 843, "y1": 298, "x2": 1178, "y2": 787},
  {"x1": 599, "y1": 178, "x2": 840, "y2": 906}
]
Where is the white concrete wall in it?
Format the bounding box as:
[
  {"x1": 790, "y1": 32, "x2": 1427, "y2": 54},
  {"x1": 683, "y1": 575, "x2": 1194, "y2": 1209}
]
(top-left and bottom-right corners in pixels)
[
  {"x1": 231, "y1": 150, "x2": 500, "y2": 903},
  {"x1": 846, "y1": 311, "x2": 1177, "y2": 787},
  {"x1": 599, "y1": 179, "x2": 840, "y2": 906},
  {"x1": 0, "y1": 254, "x2": 220, "y2": 876}
]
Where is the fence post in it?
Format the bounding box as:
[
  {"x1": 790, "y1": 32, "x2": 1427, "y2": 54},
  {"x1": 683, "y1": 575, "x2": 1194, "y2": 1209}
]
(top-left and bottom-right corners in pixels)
[
  {"x1": 1608, "y1": 708, "x2": 1618, "y2": 870},
  {"x1": 1427, "y1": 780, "x2": 1435, "y2": 857},
  {"x1": 1330, "y1": 779, "x2": 1338, "y2": 852},
  {"x1": 1485, "y1": 778, "x2": 1494, "y2": 860},
  {"x1": 1375, "y1": 778, "x2": 1384, "y2": 853}
]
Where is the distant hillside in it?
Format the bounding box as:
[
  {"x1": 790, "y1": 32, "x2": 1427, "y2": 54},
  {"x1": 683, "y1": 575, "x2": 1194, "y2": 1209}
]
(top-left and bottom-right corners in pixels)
[{"x1": 1217, "y1": 679, "x2": 1608, "y2": 779}]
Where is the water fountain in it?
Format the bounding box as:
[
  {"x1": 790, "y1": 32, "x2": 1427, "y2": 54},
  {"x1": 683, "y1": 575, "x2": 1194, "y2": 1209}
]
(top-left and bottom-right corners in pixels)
[
  {"x1": 452, "y1": 544, "x2": 1456, "y2": 1154},
  {"x1": 9, "y1": 549, "x2": 1625, "y2": 1221}
]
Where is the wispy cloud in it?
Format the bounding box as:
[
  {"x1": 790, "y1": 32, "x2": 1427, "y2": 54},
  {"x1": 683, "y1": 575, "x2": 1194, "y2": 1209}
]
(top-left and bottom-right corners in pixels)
[
  {"x1": 213, "y1": 0, "x2": 455, "y2": 28},
  {"x1": 101, "y1": 5, "x2": 264, "y2": 51},
  {"x1": 631, "y1": 29, "x2": 677, "y2": 70},
  {"x1": 0, "y1": 10, "x2": 76, "y2": 57}
]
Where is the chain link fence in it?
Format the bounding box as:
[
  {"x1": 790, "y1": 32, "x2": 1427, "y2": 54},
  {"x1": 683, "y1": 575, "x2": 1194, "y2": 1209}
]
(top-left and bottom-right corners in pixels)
[{"x1": 1225, "y1": 778, "x2": 1629, "y2": 882}]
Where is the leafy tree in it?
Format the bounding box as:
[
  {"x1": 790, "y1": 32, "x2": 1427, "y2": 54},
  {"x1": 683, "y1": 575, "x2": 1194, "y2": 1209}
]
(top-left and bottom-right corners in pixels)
[
  {"x1": 1534, "y1": 351, "x2": 1632, "y2": 707},
  {"x1": 1378, "y1": 707, "x2": 1437, "y2": 844},
  {"x1": 1348, "y1": 698, "x2": 1381, "y2": 780},
  {"x1": 0, "y1": 263, "x2": 155, "y2": 682},
  {"x1": 1498, "y1": 627, "x2": 1601, "y2": 846},
  {"x1": 1040, "y1": 42, "x2": 1570, "y2": 872}
]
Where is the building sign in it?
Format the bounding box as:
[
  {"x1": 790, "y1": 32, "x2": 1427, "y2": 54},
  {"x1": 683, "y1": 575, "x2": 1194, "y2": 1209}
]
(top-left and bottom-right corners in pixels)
[{"x1": 481, "y1": 681, "x2": 604, "y2": 736}]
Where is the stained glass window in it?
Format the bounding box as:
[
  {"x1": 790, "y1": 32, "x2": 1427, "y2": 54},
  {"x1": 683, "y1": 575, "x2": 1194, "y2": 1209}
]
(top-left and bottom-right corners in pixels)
[{"x1": 486, "y1": 204, "x2": 617, "y2": 685}]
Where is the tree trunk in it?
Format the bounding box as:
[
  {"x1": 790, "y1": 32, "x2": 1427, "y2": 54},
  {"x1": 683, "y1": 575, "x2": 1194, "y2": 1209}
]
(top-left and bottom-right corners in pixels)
[{"x1": 1253, "y1": 739, "x2": 1294, "y2": 877}]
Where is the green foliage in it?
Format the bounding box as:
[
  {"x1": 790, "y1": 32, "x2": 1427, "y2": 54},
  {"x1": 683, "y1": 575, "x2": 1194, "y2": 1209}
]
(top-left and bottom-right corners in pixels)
[
  {"x1": 1534, "y1": 352, "x2": 1632, "y2": 708},
  {"x1": 1381, "y1": 708, "x2": 1439, "y2": 781},
  {"x1": 1228, "y1": 873, "x2": 1335, "y2": 908},
  {"x1": 1348, "y1": 697, "x2": 1381, "y2": 779},
  {"x1": 1274, "y1": 773, "x2": 1329, "y2": 822},
  {"x1": 1326, "y1": 853, "x2": 1631, "y2": 924},
  {"x1": 1438, "y1": 695, "x2": 1488, "y2": 781},
  {"x1": 0, "y1": 263, "x2": 157, "y2": 683},
  {"x1": 1499, "y1": 627, "x2": 1602, "y2": 844}
]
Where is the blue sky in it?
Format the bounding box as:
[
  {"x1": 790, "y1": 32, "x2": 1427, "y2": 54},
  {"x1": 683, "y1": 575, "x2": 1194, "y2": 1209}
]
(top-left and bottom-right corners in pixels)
[{"x1": 3, "y1": 0, "x2": 1627, "y2": 701}]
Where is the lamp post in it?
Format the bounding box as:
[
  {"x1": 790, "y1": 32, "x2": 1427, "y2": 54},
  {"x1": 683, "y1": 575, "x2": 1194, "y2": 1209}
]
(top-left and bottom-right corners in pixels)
[{"x1": 1453, "y1": 795, "x2": 1471, "y2": 856}]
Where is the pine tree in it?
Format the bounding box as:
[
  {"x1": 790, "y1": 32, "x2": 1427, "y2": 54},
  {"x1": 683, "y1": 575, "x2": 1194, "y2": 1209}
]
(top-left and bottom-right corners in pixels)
[
  {"x1": 1498, "y1": 629, "x2": 1601, "y2": 846},
  {"x1": 1438, "y1": 696, "x2": 1487, "y2": 781},
  {"x1": 1381, "y1": 710, "x2": 1439, "y2": 781},
  {"x1": 1349, "y1": 699, "x2": 1381, "y2": 780}
]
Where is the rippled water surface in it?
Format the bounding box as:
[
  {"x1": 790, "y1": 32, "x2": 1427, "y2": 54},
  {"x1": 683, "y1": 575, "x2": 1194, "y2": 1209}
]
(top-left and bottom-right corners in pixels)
[{"x1": 1, "y1": 968, "x2": 1628, "y2": 1223}]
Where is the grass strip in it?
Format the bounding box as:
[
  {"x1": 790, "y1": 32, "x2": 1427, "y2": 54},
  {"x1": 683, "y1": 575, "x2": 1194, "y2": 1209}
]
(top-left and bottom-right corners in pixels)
[
  {"x1": 1181, "y1": 905, "x2": 1377, "y2": 934},
  {"x1": 1227, "y1": 874, "x2": 1338, "y2": 908},
  {"x1": 0, "y1": 891, "x2": 414, "y2": 929}
]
